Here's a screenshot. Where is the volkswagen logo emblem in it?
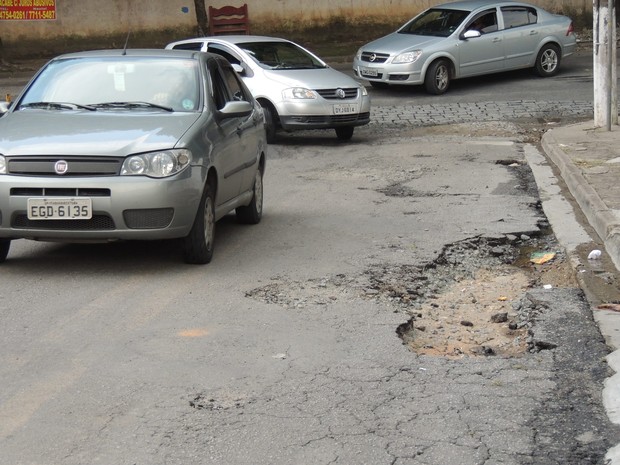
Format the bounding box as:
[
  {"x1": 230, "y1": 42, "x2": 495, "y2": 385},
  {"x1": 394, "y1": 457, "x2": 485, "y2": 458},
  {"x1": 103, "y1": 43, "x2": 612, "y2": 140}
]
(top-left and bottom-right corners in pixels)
[
  {"x1": 54, "y1": 160, "x2": 69, "y2": 175},
  {"x1": 336, "y1": 88, "x2": 346, "y2": 99},
  {"x1": 369, "y1": 53, "x2": 377, "y2": 62}
]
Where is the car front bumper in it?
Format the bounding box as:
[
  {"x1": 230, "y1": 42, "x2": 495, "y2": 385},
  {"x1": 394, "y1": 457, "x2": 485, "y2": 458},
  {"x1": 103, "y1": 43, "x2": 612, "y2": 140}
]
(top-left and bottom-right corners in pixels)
[
  {"x1": 353, "y1": 59, "x2": 424, "y2": 85},
  {"x1": 0, "y1": 168, "x2": 204, "y2": 242}
]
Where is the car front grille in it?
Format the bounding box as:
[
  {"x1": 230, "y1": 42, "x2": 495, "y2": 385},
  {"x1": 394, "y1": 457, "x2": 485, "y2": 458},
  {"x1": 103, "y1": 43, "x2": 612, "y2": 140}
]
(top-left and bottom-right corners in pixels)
[
  {"x1": 6, "y1": 156, "x2": 123, "y2": 176},
  {"x1": 360, "y1": 52, "x2": 390, "y2": 64},
  {"x1": 315, "y1": 88, "x2": 359, "y2": 100},
  {"x1": 11, "y1": 188, "x2": 111, "y2": 197},
  {"x1": 12, "y1": 214, "x2": 116, "y2": 230}
]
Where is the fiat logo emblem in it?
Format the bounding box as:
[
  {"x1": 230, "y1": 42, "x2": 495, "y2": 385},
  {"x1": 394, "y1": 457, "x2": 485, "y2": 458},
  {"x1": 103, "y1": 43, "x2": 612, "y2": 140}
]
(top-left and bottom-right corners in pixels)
[
  {"x1": 54, "y1": 160, "x2": 69, "y2": 175},
  {"x1": 369, "y1": 53, "x2": 377, "y2": 62},
  {"x1": 336, "y1": 88, "x2": 346, "y2": 99}
]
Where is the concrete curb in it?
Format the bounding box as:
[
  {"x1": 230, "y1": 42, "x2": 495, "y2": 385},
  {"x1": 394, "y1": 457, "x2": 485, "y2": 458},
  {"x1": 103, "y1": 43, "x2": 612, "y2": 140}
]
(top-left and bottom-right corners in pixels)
[{"x1": 541, "y1": 127, "x2": 620, "y2": 272}]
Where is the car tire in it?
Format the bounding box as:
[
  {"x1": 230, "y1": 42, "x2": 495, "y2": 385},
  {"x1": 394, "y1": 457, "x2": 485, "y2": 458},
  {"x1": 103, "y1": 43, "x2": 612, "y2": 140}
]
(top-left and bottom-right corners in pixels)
[
  {"x1": 535, "y1": 44, "x2": 561, "y2": 77},
  {"x1": 236, "y1": 163, "x2": 264, "y2": 224},
  {"x1": 0, "y1": 240, "x2": 10, "y2": 263},
  {"x1": 261, "y1": 105, "x2": 277, "y2": 144},
  {"x1": 424, "y1": 59, "x2": 450, "y2": 95},
  {"x1": 335, "y1": 126, "x2": 354, "y2": 140},
  {"x1": 183, "y1": 181, "x2": 216, "y2": 264}
]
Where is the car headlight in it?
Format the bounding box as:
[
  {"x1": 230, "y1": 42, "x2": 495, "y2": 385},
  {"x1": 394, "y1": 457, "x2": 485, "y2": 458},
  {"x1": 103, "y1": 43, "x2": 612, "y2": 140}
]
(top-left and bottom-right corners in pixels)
[
  {"x1": 355, "y1": 48, "x2": 363, "y2": 60},
  {"x1": 0, "y1": 155, "x2": 5, "y2": 175},
  {"x1": 121, "y1": 149, "x2": 192, "y2": 178},
  {"x1": 282, "y1": 87, "x2": 317, "y2": 100},
  {"x1": 393, "y1": 50, "x2": 423, "y2": 64},
  {"x1": 360, "y1": 85, "x2": 368, "y2": 96}
]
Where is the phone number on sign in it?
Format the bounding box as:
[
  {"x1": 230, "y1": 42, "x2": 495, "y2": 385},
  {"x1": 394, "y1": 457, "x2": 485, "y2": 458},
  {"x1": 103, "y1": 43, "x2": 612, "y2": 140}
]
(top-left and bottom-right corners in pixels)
[{"x1": 0, "y1": 9, "x2": 55, "y2": 20}]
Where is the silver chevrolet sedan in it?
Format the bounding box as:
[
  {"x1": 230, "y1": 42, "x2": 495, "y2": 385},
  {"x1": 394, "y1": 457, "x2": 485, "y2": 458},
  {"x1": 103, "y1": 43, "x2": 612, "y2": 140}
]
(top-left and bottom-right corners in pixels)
[
  {"x1": 166, "y1": 36, "x2": 371, "y2": 142},
  {"x1": 353, "y1": 0, "x2": 577, "y2": 94},
  {"x1": 0, "y1": 49, "x2": 267, "y2": 264}
]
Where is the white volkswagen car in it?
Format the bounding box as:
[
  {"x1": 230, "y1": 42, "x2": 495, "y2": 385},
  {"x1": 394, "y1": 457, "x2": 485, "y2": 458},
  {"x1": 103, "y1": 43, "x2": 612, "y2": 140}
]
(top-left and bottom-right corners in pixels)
[{"x1": 167, "y1": 36, "x2": 371, "y2": 142}]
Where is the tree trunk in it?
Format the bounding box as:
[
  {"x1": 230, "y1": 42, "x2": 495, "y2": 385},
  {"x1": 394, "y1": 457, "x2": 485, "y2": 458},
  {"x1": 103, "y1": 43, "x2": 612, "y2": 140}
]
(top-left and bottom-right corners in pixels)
[{"x1": 194, "y1": 0, "x2": 209, "y2": 36}]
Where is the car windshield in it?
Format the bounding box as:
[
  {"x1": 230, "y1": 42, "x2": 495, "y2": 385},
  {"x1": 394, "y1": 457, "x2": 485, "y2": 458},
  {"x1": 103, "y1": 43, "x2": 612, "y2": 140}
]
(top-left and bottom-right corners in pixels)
[
  {"x1": 399, "y1": 8, "x2": 470, "y2": 37},
  {"x1": 238, "y1": 41, "x2": 326, "y2": 70},
  {"x1": 18, "y1": 56, "x2": 200, "y2": 113}
]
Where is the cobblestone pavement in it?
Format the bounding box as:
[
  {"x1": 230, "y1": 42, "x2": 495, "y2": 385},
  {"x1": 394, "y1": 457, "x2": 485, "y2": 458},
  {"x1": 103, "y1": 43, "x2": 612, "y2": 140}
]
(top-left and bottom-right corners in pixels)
[{"x1": 369, "y1": 100, "x2": 594, "y2": 127}]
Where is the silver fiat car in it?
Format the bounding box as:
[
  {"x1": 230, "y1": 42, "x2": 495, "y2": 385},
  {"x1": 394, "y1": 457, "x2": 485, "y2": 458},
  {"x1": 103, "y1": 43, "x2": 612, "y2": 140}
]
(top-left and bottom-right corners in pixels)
[
  {"x1": 353, "y1": 0, "x2": 577, "y2": 94},
  {"x1": 0, "y1": 49, "x2": 267, "y2": 264},
  {"x1": 167, "y1": 36, "x2": 371, "y2": 142}
]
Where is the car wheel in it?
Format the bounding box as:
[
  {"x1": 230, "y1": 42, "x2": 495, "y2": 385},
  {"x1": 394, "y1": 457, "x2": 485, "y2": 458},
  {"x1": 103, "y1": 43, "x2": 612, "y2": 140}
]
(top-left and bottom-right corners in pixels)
[
  {"x1": 424, "y1": 59, "x2": 450, "y2": 95},
  {"x1": 535, "y1": 44, "x2": 561, "y2": 77},
  {"x1": 335, "y1": 126, "x2": 354, "y2": 140},
  {"x1": 0, "y1": 240, "x2": 10, "y2": 263},
  {"x1": 261, "y1": 105, "x2": 277, "y2": 144},
  {"x1": 183, "y1": 181, "x2": 216, "y2": 264},
  {"x1": 236, "y1": 163, "x2": 264, "y2": 224}
]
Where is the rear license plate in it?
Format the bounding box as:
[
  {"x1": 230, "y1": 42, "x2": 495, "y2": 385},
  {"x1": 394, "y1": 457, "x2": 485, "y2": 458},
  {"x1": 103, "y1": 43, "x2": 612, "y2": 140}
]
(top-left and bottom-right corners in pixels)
[
  {"x1": 360, "y1": 67, "x2": 378, "y2": 77},
  {"x1": 332, "y1": 104, "x2": 358, "y2": 115},
  {"x1": 27, "y1": 198, "x2": 92, "y2": 220}
]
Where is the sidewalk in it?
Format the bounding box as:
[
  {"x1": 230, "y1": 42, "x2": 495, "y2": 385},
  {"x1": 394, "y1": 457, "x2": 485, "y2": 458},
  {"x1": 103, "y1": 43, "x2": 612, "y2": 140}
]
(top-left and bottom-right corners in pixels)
[
  {"x1": 541, "y1": 121, "x2": 620, "y2": 464},
  {"x1": 542, "y1": 122, "x2": 620, "y2": 273}
]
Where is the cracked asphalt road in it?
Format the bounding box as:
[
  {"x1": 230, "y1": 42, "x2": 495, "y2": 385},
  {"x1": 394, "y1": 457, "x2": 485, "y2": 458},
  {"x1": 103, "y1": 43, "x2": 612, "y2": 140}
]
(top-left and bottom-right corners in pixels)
[{"x1": 1, "y1": 54, "x2": 619, "y2": 464}]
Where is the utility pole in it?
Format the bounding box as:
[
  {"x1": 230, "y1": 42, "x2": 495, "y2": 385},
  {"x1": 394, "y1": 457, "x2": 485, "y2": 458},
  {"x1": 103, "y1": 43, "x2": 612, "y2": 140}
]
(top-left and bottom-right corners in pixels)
[{"x1": 593, "y1": 0, "x2": 617, "y2": 129}]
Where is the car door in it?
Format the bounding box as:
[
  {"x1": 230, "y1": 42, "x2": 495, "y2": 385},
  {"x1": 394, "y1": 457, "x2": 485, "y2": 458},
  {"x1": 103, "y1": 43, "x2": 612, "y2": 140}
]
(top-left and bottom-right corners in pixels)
[
  {"x1": 457, "y1": 9, "x2": 504, "y2": 77},
  {"x1": 217, "y1": 61, "x2": 262, "y2": 196},
  {"x1": 500, "y1": 6, "x2": 542, "y2": 69},
  {"x1": 206, "y1": 58, "x2": 247, "y2": 205},
  {"x1": 206, "y1": 58, "x2": 260, "y2": 206}
]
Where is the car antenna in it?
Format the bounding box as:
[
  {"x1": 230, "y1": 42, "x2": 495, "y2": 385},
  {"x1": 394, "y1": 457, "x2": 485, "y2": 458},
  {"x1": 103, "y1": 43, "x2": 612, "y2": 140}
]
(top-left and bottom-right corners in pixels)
[{"x1": 122, "y1": 30, "x2": 130, "y2": 55}]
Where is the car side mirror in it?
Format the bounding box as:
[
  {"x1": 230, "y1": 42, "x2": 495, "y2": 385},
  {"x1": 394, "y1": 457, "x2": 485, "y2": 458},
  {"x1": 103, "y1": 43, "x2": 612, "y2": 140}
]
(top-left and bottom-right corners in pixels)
[
  {"x1": 462, "y1": 30, "x2": 482, "y2": 40},
  {"x1": 0, "y1": 101, "x2": 10, "y2": 114},
  {"x1": 232, "y1": 62, "x2": 253, "y2": 78},
  {"x1": 216, "y1": 100, "x2": 253, "y2": 120}
]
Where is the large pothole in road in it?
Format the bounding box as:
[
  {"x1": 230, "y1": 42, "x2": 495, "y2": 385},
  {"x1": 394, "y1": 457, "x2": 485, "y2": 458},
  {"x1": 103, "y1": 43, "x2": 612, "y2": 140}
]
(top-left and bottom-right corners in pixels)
[{"x1": 379, "y1": 232, "x2": 578, "y2": 358}]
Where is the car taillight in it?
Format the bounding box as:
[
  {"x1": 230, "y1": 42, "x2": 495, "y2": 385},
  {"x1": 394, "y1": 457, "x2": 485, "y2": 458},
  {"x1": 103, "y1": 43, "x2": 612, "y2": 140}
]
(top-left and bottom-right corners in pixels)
[{"x1": 567, "y1": 21, "x2": 574, "y2": 36}]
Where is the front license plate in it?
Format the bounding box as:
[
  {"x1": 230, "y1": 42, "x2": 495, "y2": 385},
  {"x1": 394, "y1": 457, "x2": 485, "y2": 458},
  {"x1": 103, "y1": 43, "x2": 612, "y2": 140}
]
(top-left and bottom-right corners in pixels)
[
  {"x1": 27, "y1": 198, "x2": 92, "y2": 220},
  {"x1": 332, "y1": 104, "x2": 358, "y2": 115},
  {"x1": 360, "y1": 67, "x2": 378, "y2": 77}
]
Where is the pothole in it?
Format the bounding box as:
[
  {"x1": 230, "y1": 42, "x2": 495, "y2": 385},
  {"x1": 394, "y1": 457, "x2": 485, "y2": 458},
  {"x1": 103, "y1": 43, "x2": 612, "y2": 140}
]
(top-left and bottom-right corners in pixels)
[{"x1": 389, "y1": 232, "x2": 577, "y2": 358}]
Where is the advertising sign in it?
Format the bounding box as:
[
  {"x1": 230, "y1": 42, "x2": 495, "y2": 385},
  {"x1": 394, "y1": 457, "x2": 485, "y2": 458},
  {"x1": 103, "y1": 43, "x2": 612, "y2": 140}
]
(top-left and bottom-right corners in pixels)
[{"x1": 0, "y1": 0, "x2": 56, "y2": 20}]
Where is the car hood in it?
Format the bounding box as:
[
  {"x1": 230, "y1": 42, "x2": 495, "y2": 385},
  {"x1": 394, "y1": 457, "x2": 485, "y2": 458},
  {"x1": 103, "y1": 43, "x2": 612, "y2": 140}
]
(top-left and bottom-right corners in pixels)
[
  {"x1": 260, "y1": 67, "x2": 360, "y2": 89},
  {"x1": 0, "y1": 111, "x2": 201, "y2": 156},
  {"x1": 362, "y1": 32, "x2": 444, "y2": 54}
]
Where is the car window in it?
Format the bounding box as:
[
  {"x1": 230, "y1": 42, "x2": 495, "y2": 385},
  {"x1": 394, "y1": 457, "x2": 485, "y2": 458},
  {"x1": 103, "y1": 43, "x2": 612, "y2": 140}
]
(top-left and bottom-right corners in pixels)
[
  {"x1": 208, "y1": 60, "x2": 249, "y2": 110},
  {"x1": 19, "y1": 57, "x2": 200, "y2": 112},
  {"x1": 206, "y1": 44, "x2": 242, "y2": 65},
  {"x1": 220, "y1": 64, "x2": 249, "y2": 101},
  {"x1": 171, "y1": 42, "x2": 204, "y2": 52},
  {"x1": 501, "y1": 6, "x2": 538, "y2": 28},
  {"x1": 465, "y1": 9, "x2": 498, "y2": 34},
  {"x1": 237, "y1": 41, "x2": 326, "y2": 70},
  {"x1": 399, "y1": 8, "x2": 470, "y2": 37}
]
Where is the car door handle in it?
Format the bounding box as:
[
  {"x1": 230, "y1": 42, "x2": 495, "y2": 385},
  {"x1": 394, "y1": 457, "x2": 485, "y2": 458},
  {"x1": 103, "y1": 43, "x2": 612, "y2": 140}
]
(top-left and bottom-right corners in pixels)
[{"x1": 529, "y1": 30, "x2": 538, "y2": 36}]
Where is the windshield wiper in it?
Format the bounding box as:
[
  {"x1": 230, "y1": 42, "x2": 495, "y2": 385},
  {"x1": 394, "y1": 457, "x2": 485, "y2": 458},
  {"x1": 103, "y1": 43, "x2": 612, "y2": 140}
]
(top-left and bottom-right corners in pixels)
[
  {"x1": 90, "y1": 101, "x2": 174, "y2": 112},
  {"x1": 20, "y1": 101, "x2": 97, "y2": 111}
]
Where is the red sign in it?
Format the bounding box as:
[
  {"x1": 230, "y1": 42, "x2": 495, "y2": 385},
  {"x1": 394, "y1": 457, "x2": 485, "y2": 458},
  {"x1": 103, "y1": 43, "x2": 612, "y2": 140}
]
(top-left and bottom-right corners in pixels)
[{"x1": 0, "y1": 0, "x2": 57, "y2": 20}]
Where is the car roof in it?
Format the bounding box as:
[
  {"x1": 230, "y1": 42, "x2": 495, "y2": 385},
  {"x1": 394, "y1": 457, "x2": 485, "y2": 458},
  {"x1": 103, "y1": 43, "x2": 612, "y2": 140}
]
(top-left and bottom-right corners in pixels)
[
  {"x1": 432, "y1": 0, "x2": 536, "y2": 10},
  {"x1": 172, "y1": 35, "x2": 293, "y2": 45},
  {"x1": 52, "y1": 48, "x2": 206, "y2": 60}
]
